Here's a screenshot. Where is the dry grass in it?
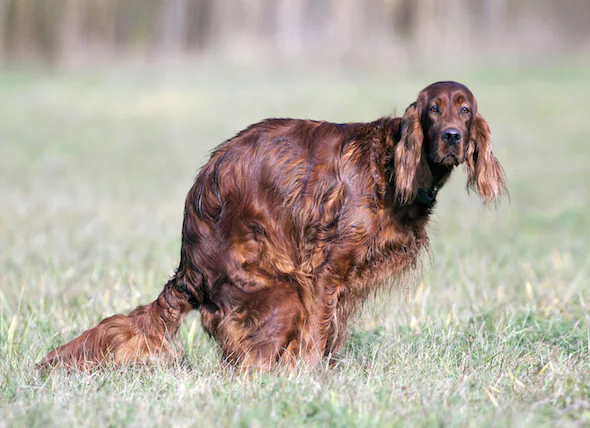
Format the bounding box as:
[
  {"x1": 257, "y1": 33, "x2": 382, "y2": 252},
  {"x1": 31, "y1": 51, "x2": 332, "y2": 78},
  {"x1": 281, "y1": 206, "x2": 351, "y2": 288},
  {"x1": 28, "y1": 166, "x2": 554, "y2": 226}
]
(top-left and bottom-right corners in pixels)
[{"x1": 1, "y1": 64, "x2": 589, "y2": 427}]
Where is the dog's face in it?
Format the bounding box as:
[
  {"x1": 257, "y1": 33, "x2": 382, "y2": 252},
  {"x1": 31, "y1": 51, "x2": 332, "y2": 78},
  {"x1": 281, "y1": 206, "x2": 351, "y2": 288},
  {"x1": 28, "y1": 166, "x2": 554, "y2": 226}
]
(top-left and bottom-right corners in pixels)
[
  {"x1": 394, "y1": 81, "x2": 506, "y2": 204},
  {"x1": 419, "y1": 81, "x2": 477, "y2": 167}
]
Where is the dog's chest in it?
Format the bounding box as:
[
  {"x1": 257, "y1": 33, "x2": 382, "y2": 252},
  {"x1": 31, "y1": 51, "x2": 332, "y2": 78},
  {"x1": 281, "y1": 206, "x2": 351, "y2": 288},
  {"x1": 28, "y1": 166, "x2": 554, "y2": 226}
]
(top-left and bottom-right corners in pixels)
[{"x1": 345, "y1": 218, "x2": 429, "y2": 294}]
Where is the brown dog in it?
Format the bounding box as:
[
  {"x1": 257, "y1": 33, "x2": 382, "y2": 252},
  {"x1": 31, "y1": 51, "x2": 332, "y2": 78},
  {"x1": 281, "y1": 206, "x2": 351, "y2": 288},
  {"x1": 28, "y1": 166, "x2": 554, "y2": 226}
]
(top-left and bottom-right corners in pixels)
[{"x1": 38, "y1": 81, "x2": 506, "y2": 371}]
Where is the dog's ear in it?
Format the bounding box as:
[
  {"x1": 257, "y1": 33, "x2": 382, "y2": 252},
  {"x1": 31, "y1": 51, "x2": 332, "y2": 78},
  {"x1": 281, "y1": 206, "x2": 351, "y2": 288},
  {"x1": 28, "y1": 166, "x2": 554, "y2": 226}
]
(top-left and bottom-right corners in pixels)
[
  {"x1": 394, "y1": 100, "x2": 424, "y2": 204},
  {"x1": 464, "y1": 112, "x2": 507, "y2": 203}
]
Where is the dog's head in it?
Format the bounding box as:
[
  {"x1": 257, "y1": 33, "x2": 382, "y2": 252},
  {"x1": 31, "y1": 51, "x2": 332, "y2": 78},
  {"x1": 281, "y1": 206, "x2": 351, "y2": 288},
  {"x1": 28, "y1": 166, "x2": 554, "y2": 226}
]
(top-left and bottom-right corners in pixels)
[{"x1": 394, "y1": 81, "x2": 506, "y2": 204}]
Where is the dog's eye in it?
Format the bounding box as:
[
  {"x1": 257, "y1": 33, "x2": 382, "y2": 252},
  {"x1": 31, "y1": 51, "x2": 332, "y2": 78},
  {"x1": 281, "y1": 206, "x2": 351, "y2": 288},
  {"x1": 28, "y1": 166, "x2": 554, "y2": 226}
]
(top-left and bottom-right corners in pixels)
[
  {"x1": 460, "y1": 107, "x2": 470, "y2": 115},
  {"x1": 429, "y1": 105, "x2": 439, "y2": 113}
]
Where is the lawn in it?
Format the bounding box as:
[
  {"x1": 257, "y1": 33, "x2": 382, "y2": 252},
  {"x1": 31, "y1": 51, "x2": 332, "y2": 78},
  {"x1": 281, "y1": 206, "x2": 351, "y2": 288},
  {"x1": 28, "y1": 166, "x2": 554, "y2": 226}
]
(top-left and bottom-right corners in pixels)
[{"x1": 1, "y1": 64, "x2": 589, "y2": 427}]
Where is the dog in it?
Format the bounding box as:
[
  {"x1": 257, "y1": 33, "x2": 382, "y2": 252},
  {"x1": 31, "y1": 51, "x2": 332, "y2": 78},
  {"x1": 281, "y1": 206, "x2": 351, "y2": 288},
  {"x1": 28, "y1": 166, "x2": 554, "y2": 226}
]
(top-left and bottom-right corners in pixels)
[{"x1": 38, "y1": 81, "x2": 506, "y2": 371}]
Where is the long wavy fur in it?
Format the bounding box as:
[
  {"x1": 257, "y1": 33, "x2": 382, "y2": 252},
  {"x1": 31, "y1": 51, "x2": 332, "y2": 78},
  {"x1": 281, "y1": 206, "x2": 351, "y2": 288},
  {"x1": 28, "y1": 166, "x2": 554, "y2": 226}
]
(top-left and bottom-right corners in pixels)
[
  {"x1": 464, "y1": 113, "x2": 507, "y2": 202},
  {"x1": 394, "y1": 101, "x2": 424, "y2": 204}
]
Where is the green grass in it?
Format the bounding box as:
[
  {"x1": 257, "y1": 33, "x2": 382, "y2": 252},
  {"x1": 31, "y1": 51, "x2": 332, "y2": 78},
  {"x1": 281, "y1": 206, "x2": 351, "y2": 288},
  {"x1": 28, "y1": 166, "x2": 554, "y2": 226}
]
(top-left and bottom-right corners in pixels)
[{"x1": 1, "y1": 64, "x2": 589, "y2": 427}]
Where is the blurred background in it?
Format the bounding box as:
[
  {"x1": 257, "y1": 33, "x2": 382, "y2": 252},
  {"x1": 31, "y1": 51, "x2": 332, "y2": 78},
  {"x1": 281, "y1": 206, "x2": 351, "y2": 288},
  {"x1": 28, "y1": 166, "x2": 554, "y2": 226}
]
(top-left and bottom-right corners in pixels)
[{"x1": 2, "y1": 0, "x2": 590, "y2": 67}]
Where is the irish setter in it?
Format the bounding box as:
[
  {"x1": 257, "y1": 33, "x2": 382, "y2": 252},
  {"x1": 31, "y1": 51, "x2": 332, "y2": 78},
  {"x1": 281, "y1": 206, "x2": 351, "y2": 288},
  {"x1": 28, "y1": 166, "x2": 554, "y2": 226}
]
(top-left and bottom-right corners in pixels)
[{"x1": 38, "y1": 81, "x2": 506, "y2": 370}]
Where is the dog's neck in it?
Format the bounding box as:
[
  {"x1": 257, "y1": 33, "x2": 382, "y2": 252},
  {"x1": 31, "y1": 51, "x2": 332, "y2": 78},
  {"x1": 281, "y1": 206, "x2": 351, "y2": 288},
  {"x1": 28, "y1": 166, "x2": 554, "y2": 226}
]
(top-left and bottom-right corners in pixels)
[{"x1": 416, "y1": 159, "x2": 454, "y2": 207}]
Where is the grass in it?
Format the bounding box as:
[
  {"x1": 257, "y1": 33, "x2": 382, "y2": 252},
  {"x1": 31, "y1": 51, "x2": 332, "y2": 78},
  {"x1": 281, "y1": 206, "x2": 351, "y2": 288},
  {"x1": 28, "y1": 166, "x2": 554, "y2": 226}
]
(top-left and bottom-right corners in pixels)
[{"x1": 1, "y1": 64, "x2": 589, "y2": 427}]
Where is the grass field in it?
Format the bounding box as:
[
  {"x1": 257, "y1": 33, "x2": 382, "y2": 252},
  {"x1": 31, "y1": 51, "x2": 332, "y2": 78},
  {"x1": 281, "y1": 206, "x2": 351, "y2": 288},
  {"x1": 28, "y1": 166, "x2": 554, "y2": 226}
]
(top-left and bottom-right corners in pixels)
[{"x1": 1, "y1": 64, "x2": 589, "y2": 427}]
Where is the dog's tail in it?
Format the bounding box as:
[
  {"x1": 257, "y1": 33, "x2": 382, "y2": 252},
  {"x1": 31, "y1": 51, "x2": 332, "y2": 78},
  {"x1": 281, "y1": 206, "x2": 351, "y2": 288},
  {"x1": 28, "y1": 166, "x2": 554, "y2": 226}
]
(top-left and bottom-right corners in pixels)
[{"x1": 36, "y1": 272, "x2": 203, "y2": 370}]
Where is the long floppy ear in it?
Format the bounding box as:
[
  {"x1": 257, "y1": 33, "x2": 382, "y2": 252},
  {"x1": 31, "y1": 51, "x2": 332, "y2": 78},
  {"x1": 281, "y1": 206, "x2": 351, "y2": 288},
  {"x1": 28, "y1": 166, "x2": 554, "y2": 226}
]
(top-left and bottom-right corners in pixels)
[
  {"x1": 464, "y1": 113, "x2": 507, "y2": 203},
  {"x1": 394, "y1": 101, "x2": 424, "y2": 204}
]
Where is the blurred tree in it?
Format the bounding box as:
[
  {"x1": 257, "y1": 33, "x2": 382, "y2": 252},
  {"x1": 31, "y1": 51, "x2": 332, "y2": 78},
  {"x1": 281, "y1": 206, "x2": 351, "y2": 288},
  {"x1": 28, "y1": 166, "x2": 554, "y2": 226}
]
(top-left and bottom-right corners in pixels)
[
  {"x1": 159, "y1": 0, "x2": 188, "y2": 55},
  {"x1": 0, "y1": 0, "x2": 588, "y2": 65}
]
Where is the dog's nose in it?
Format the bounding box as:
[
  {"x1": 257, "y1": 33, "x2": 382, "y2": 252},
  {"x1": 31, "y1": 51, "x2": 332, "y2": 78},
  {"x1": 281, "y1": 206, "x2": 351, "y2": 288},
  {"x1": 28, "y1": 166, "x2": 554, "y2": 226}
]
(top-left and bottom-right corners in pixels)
[{"x1": 441, "y1": 128, "x2": 461, "y2": 145}]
